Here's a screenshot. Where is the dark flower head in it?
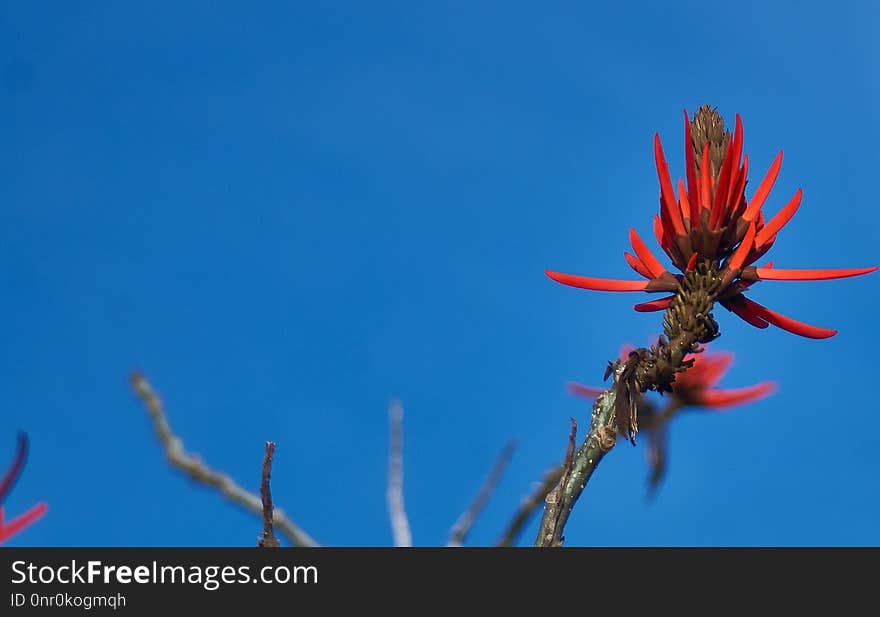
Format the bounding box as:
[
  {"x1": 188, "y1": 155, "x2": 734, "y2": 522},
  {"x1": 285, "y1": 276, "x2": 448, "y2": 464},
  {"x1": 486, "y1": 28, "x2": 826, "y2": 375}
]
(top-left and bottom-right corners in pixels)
[{"x1": 546, "y1": 106, "x2": 876, "y2": 338}]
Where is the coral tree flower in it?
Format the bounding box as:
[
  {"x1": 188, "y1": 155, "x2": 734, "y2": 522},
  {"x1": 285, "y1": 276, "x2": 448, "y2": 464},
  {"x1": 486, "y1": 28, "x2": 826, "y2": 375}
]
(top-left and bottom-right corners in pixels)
[
  {"x1": 546, "y1": 106, "x2": 876, "y2": 339},
  {"x1": 570, "y1": 346, "x2": 775, "y2": 410},
  {"x1": 569, "y1": 347, "x2": 775, "y2": 490},
  {"x1": 0, "y1": 433, "x2": 48, "y2": 544},
  {"x1": 657, "y1": 350, "x2": 775, "y2": 408}
]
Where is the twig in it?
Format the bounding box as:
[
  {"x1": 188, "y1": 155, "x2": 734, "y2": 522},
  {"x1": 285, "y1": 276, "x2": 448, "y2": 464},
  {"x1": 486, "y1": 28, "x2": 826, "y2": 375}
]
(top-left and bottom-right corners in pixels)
[
  {"x1": 534, "y1": 362, "x2": 624, "y2": 547},
  {"x1": 496, "y1": 464, "x2": 563, "y2": 547},
  {"x1": 130, "y1": 372, "x2": 319, "y2": 547},
  {"x1": 534, "y1": 418, "x2": 578, "y2": 547},
  {"x1": 258, "y1": 441, "x2": 279, "y2": 547},
  {"x1": 0, "y1": 432, "x2": 28, "y2": 503},
  {"x1": 387, "y1": 399, "x2": 412, "y2": 547},
  {"x1": 447, "y1": 439, "x2": 518, "y2": 547}
]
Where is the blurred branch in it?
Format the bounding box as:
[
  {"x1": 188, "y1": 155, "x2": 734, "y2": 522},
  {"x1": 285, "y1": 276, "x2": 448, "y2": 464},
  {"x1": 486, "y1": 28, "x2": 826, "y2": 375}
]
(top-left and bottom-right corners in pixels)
[
  {"x1": 0, "y1": 432, "x2": 28, "y2": 503},
  {"x1": 257, "y1": 441, "x2": 279, "y2": 548},
  {"x1": 447, "y1": 439, "x2": 518, "y2": 547},
  {"x1": 534, "y1": 362, "x2": 624, "y2": 546},
  {"x1": 387, "y1": 400, "x2": 412, "y2": 547},
  {"x1": 496, "y1": 464, "x2": 563, "y2": 547},
  {"x1": 130, "y1": 372, "x2": 319, "y2": 547}
]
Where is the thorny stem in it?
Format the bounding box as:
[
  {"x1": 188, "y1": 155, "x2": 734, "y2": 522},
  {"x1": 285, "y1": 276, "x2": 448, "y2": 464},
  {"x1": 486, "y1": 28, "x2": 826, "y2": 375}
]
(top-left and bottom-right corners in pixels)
[
  {"x1": 615, "y1": 261, "x2": 722, "y2": 441},
  {"x1": 534, "y1": 366, "x2": 622, "y2": 547},
  {"x1": 535, "y1": 262, "x2": 723, "y2": 545}
]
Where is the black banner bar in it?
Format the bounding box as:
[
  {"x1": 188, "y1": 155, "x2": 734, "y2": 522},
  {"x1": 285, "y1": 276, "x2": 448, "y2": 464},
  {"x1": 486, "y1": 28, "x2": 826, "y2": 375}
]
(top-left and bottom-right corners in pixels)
[{"x1": 0, "y1": 548, "x2": 875, "y2": 612}]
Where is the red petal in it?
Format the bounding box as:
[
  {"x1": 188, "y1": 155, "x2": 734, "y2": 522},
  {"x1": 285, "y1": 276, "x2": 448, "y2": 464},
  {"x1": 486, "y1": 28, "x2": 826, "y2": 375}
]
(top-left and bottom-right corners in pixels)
[
  {"x1": 699, "y1": 143, "x2": 711, "y2": 215},
  {"x1": 695, "y1": 382, "x2": 777, "y2": 409},
  {"x1": 567, "y1": 382, "x2": 604, "y2": 399},
  {"x1": 744, "y1": 236, "x2": 775, "y2": 268},
  {"x1": 654, "y1": 133, "x2": 686, "y2": 236},
  {"x1": 709, "y1": 114, "x2": 742, "y2": 229},
  {"x1": 727, "y1": 153, "x2": 749, "y2": 218},
  {"x1": 678, "y1": 178, "x2": 691, "y2": 224},
  {"x1": 629, "y1": 228, "x2": 666, "y2": 278},
  {"x1": 624, "y1": 252, "x2": 653, "y2": 279},
  {"x1": 653, "y1": 214, "x2": 669, "y2": 250},
  {"x1": 755, "y1": 266, "x2": 878, "y2": 281},
  {"x1": 683, "y1": 351, "x2": 734, "y2": 389},
  {"x1": 633, "y1": 296, "x2": 675, "y2": 312},
  {"x1": 743, "y1": 151, "x2": 783, "y2": 221},
  {"x1": 723, "y1": 298, "x2": 770, "y2": 329},
  {"x1": 683, "y1": 110, "x2": 700, "y2": 221},
  {"x1": 658, "y1": 199, "x2": 678, "y2": 257},
  {"x1": 0, "y1": 502, "x2": 48, "y2": 544},
  {"x1": 742, "y1": 298, "x2": 837, "y2": 339},
  {"x1": 726, "y1": 220, "x2": 757, "y2": 272},
  {"x1": 0, "y1": 433, "x2": 27, "y2": 504},
  {"x1": 754, "y1": 189, "x2": 802, "y2": 247},
  {"x1": 723, "y1": 114, "x2": 745, "y2": 209},
  {"x1": 545, "y1": 270, "x2": 648, "y2": 292},
  {"x1": 685, "y1": 252, "x2": 698, "y2": 272}
]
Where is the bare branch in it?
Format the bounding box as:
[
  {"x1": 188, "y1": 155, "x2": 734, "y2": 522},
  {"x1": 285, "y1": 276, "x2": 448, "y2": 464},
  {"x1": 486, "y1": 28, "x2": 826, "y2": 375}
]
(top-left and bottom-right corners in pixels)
[
  {"x1": 447, "y1": 439, "x2": 518, "y2": 547},
  {"x1": 534, "y1": 362, "x2": 625, "y2": 547},
  {"x1": 496, "y1": 464, "x2": 563, "y2": 547},
  {"x1": 534, "y1": 418, "x2": 578, "y2": 547},
  {"x1": 0, "y1": 432, "x2": 28, "y2": 504},
  {"x1": 257, "y1": 441, "x2": 279, "y2": 547},
  {"x1": 387, "y1": 399, "x2": 412, "y2": 547},
  {"x1": 130, "y1": 372, "x2": 319, "y2": 547}
]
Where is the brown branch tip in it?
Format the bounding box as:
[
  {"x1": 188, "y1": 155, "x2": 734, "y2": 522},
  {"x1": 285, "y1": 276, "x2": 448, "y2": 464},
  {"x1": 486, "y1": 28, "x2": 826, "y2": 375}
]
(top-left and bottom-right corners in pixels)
[{"x1": 258, "y1": 441, "x2": 280, "y2": 548}]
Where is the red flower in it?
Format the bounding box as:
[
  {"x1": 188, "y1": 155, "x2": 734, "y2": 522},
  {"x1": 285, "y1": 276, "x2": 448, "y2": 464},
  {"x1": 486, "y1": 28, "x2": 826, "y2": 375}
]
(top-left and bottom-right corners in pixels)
[
  {"x1": 546, "y1": 108, "x2": 876, "y2": 338},
  {"x1": 0, "y1": 433, "x2": 47, "y2": 545},
  {"x1": 570, "y1": 347, "x2": 774, "y2": 491},
  {"x1": 569, "y1": 346, "x2": 775, "y2": 410}
]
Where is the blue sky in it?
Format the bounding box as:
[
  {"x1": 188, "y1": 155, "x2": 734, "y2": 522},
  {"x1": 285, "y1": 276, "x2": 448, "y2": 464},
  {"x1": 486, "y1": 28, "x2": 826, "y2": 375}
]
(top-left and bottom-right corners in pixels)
[{"x1": 1, "y1": 1, "x2": 878, "y2": 547}]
